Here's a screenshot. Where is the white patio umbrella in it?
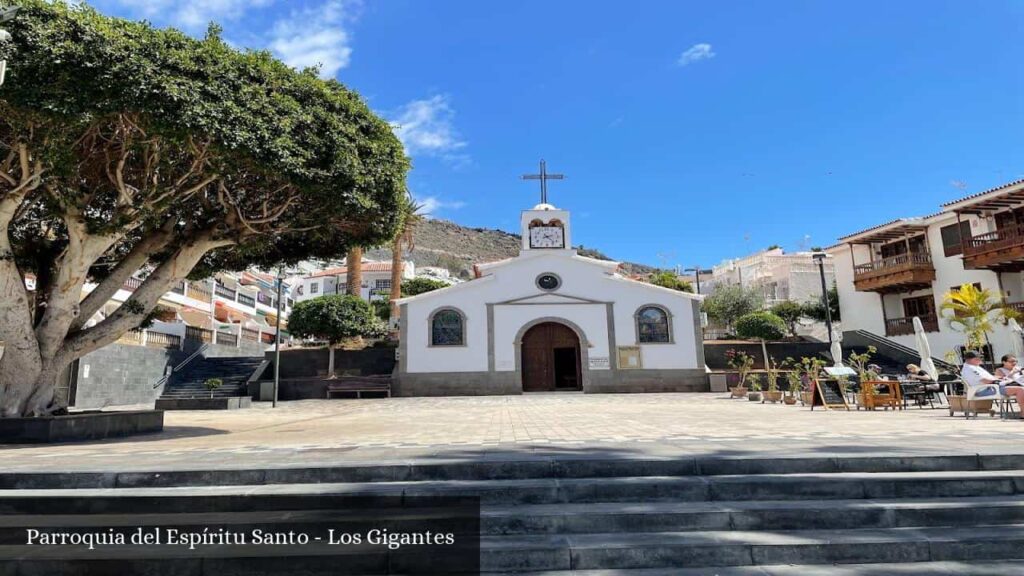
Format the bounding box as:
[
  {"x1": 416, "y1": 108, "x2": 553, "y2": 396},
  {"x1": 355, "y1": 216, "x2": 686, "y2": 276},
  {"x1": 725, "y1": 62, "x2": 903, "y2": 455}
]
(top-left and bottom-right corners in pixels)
[
  {"x1": 913, "y1": 316, "x2": 939, "y2": 381},
  {"x1": 830, "y1": 328, "x2": 844, "y2": 367},
  {"x1": 1008, "y1": 318, "x2": 1024, "y2": 361}
]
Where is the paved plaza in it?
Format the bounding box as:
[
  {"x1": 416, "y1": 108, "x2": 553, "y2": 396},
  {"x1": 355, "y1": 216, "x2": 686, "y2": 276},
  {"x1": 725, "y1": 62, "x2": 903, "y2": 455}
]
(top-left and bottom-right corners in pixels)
[{"x1": 3, "y1": 393, "x2": 1024, "y2": 472}]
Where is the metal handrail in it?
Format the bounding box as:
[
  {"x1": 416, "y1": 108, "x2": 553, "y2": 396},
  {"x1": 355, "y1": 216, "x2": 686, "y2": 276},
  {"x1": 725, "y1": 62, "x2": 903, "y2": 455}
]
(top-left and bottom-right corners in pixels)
[{"x1": 153, "y1": 343, "x2": 209, "y2": 389}]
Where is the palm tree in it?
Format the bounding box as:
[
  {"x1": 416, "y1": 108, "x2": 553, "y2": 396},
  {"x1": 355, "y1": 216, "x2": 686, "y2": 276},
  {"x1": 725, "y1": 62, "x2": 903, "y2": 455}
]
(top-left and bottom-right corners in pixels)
[
  {"x1": 940, "y1": 283, "x2": 1018, "y2": 355},
  {"x1": 390, "y1": 195, "x2": 426, "y2": 320},
  {"x1": 345, "y1": 247, "x2": 362, "y2": 297}
]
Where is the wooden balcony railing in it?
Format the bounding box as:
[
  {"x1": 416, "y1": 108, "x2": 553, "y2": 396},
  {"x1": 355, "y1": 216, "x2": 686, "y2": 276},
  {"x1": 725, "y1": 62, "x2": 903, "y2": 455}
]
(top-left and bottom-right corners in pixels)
[
  {"x1": 885, "y1": 315, "x2": 938, "y2": 337},
  {"x1": 116, "y1": 329, "x2": 181, "y2": 349},
  {"x1": 964, "y1": 224, "x2": 1024, "y2": 257},
  {"x1": 853, "y1": 252, "x2": 933, "y2": 277},
  {"x1": 241, "y1": 328, "x2": 259, "y2": 342},
  {"x1": 122, "y1": 277, "x2": 143, "y2": 292},
  {"x1": 852, "y1": 252, "x2": 935, "y2": 293}
]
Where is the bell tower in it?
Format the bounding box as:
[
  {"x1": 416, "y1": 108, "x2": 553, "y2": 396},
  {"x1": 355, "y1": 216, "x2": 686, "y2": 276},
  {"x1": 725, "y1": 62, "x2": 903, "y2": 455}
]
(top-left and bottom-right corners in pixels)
[{"x1": 520, "y1": 160, "x2": 571, "y2": 251}]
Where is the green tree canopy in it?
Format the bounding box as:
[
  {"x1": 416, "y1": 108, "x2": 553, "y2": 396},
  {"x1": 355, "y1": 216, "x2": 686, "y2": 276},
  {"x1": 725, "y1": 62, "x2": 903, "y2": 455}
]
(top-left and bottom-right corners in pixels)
[
  {"x1": 401, "y1": 277, "x2": 450, "y2": 297},
  {"x1": 703, "y1": 284, "x2": 763, "y2": 330},
  {"x1": 769, "y1": 300, "x2": 805, "y2": 337},
  {"x1": 647, "y1": 270, "x2": 693, "y2": 292},
  {"x1": 802, "y1": 285, "x2": 842, "y2": 323},
  {"x1": 0, "y1": 1, "x2": 408, "y2": 416},
  {"x1": 735, "y1": 311, "x2": 787, "y2": 341},
  {"x1": 287, "y1": 295, "x2": 387, "y2": 344}
]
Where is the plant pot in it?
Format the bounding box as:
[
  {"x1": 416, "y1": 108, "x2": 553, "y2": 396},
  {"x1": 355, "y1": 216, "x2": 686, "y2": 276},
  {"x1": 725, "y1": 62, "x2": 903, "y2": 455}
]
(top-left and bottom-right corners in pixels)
[
  {"x1": 947, "y1": 395, "x2": 995, "y2": 417},
  {"x1": 747, "y1": 392, "x2": 763, "y2": 402},
  {"x1": 731, "y1": 386, "x2": 748, "y2": 398},
  {"x1": 784, "y1": 396, "x2": 797, "y2": 405},
  {"x1": 764, "y1": 391, "x2": 783, "y2": 403},
  {"x1": 799, "y1": 390, "x2": 813, "y2": 405}
]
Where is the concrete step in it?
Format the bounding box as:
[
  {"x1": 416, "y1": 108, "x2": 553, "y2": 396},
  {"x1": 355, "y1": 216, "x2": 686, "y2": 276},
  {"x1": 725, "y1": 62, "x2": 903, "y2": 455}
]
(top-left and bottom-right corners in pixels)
[
  {"x1": 481, "y1": 496, "x2": 1024, "y2": 534},
  {"x1": 503, "y1": 560, "x2": 1024, "y2": 575},
  {"x1": 3, "y1": 496, "x2": 1022, "y2": 541},
  {"x1": 478, "y1": 524, "x2": 1024, "y2": 572},
  {"x1": 2, "y1": 471, "x2": 1024, "y2": 512},
  {"x1": 2, "y1": 454, "x2": 1020, "y2": 489}
]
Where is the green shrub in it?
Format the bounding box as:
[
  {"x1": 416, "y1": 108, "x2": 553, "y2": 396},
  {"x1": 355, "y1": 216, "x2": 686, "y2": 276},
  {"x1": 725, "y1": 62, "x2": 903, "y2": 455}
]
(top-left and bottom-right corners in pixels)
[{"x1": 735, "y1": 311, "x2": 786, "y2": 341}]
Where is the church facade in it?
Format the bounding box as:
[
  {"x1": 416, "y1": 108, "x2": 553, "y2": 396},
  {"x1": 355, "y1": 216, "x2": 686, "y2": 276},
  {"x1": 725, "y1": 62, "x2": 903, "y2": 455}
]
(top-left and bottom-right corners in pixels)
[{"x1": 393, "y1": 200, "x2": 708, "y2": 396}]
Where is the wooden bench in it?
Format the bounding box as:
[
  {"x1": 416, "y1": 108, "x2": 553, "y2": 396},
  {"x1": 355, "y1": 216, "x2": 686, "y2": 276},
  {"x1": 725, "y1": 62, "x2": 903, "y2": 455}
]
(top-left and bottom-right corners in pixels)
[{"x1": 326, "y1": 376, "x2": 392, "y2": 399}]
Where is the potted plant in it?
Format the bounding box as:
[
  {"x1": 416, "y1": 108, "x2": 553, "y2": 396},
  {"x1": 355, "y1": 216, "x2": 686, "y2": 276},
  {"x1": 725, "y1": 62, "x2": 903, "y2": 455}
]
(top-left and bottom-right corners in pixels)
[
  {"x1": 204, "y1": 378, "x2": 223, "y2": 399},
  {"x1": 784, "y1": 367, "x2": 800, "y2": 405},
  {"x1": 763, "y1": 356, "x2": 784, "y2": 403},
  {"x1": 747, "y1": 374, "x2": 763, "y2": 402},
  {"x1": 797, "y1": 356, "x2": 827, "y2": 405},
  {"x1": 726, "y1": 349, "x2": 755, "y2": 398}
]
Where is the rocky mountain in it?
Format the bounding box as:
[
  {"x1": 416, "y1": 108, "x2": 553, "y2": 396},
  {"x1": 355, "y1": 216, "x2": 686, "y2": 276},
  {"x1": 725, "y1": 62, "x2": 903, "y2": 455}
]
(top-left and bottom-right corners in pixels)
[{"x1": 364, "y1": 218, "x2": 657, "y2": 280}]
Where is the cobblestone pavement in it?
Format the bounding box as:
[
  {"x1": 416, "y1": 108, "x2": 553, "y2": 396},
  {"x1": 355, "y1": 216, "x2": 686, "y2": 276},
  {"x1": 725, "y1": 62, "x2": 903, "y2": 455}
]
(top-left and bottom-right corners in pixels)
[{"x1": 3, "y1": 393, "x2": 1024, "y2": 472}]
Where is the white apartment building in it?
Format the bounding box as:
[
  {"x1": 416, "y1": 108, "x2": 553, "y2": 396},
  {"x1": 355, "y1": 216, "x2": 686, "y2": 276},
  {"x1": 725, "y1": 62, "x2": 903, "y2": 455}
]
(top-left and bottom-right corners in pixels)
[
  {"x1": 707, "y1": 248, "x2": 835, "y2": 306},
  {"x1": 294, "y1": 260, "x2": 415, "y2": 303},
  {"x1": 830, "y1": 178, "x2": 1024, "y2": 360}
]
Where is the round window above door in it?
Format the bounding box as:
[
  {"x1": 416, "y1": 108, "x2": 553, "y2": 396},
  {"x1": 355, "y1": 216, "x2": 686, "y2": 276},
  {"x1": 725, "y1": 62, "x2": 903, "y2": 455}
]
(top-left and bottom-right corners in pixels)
[{"x1": 536, "y1": 273, "x2": 561, "y2": 291}]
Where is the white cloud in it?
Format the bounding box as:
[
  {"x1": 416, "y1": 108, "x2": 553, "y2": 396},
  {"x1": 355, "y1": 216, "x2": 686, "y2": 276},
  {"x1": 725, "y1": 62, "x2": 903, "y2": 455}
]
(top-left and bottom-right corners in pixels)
[
  {"x1": 105, "y1": 0, "x2": 273, "y2": 33},
  {"x1": 677, "y1": 43, "x2": 715, "y2": 66},
  {"x1": 269, "y1": 1, "x2": 359, "y2": 78},
  {"x1": 389, "y1": 95, "x2": 468, "y2": 160},
  {"x1": 416, "y1": 195, "x2": 466, "y2": 217}
]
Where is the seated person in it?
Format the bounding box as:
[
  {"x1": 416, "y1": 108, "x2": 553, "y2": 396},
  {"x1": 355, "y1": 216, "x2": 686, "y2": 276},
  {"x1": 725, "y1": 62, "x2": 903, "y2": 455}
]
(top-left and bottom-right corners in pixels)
[
  {"x1": 960, "y1": 352, "x2": 1022, "y2": 416},
  {"x1": 906, "y1": 363, "x2": 940, "y2": 392},
  {"x1": 994, "y1": 354, "x2": 1024, "y2": 415}
]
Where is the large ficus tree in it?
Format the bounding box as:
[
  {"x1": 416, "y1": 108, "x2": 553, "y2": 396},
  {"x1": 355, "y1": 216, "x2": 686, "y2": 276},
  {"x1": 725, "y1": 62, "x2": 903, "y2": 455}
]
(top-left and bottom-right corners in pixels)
[{"x1": 0, "y1": 1, "x2": 408, "y2": 417}]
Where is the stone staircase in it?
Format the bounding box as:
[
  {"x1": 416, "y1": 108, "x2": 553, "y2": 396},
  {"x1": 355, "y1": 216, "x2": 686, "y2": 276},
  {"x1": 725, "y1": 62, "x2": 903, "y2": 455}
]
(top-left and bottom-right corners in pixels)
[
  {"x1": 158, "y1": 356, "x2": 264, "y2": 399},
  {"x1": 2, "y1": 454, "x2": 1024, "y2": 573}
]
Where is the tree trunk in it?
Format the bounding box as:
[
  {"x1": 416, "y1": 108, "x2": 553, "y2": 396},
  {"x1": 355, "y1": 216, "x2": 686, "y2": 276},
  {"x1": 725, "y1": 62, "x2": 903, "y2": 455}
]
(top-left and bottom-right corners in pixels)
[
  {"x1": 389, "y1": 235, "x2": 403, "y2": 320},
  {"x1": 327, "y1": 344, "x2": 335, "y2": 379},
  {"x1": 346, "y1": 247, "x2": 362, "y2": 297}
]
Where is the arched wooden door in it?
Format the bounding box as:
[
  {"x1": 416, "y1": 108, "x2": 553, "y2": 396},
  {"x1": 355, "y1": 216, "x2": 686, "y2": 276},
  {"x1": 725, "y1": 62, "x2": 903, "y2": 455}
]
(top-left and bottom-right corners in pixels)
[{"x1": 521, "y1": 322, "x2": 582, "y2": 392}]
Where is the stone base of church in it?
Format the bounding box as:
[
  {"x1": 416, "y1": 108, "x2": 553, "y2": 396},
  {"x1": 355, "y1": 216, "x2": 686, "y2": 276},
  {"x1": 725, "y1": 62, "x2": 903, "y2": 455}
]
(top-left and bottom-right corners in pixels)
[
  {"x1": 393, "y1": 371, "x2": 521, "y2": 397},
  {"x1": 393, "y1": 369, "x2": 709, "y2": 396},
  {"x1": 585, "y1": 369, "x2": 709, "y2": 394}
]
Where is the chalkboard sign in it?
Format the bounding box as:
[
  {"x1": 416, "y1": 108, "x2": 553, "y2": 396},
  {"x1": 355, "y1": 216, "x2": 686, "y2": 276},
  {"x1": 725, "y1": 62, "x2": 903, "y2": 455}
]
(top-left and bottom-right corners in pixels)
[{"x1": 811, "y1": 378, "x2": 850, "y2": 411}]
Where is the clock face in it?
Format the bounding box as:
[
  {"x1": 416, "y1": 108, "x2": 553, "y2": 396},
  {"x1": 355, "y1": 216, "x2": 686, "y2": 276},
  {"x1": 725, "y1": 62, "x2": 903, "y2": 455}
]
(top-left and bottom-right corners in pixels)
[
  {"x1": 530, "y1": 226, "x2": 564, "y2": 249},
  {"x1": 537, "y1": 273, "x2": 561, "y2": 291}
]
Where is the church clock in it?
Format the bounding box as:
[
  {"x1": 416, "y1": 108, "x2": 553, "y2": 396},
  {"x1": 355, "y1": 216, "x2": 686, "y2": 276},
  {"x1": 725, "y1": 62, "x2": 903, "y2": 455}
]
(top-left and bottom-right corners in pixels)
[{"x1": 529, "y1": 226, "x2": 564, "y2": 249}]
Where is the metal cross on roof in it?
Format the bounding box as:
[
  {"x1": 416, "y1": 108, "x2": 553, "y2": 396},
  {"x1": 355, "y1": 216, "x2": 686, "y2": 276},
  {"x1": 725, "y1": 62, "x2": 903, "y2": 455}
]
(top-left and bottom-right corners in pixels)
[{"x1": 521, "y1": 159, "x2": 564, "y2": 205}]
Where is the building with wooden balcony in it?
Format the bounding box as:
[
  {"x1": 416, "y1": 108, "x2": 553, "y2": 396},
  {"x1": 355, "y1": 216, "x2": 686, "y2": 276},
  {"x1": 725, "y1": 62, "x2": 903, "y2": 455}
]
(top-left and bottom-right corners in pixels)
[{"x1": 829, "y1": 178, "x2": 1024, "y2": 362}]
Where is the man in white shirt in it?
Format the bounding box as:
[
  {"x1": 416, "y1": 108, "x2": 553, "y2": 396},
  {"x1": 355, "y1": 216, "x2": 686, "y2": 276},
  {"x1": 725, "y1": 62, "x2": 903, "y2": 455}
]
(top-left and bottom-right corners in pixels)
[{"x1": 961, "y1": 351, "x2": 999, "y2": 398}]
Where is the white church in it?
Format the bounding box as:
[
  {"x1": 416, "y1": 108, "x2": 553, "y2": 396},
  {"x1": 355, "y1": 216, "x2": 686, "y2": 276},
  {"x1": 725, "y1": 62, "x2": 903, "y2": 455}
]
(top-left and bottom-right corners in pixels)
[{"x1": 394, "y1": 167, "x2": 707, "y2": 396}]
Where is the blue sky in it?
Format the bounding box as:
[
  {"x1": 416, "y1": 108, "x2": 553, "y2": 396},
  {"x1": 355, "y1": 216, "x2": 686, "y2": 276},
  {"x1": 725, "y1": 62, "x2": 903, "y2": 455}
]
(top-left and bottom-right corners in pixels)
[{"x1": 91, "y1": 0, "x2": 1024, "y2": 269}]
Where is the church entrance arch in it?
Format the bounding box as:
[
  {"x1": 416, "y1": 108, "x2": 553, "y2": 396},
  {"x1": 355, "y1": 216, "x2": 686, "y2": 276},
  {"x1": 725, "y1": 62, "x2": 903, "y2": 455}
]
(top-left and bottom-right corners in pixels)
[{"x1": 520, "y1": 321, "x2": 583, "y2": 392}]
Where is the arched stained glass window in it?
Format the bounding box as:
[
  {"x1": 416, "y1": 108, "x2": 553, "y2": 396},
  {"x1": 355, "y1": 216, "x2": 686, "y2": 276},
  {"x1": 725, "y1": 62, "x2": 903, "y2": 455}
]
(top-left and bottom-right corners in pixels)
[
  {"x1": 637, "y1": 306, "x2": 671, "y2": 343},
  {"x1": 431, "y1": 309, "x2": 465, "y2": 346}
]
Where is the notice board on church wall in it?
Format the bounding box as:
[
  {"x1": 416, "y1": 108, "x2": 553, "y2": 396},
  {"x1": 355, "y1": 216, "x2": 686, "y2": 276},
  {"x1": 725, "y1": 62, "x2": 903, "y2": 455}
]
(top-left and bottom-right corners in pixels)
[{"x1": 617, "y1": 346, "x2": 642, "y2": 370}]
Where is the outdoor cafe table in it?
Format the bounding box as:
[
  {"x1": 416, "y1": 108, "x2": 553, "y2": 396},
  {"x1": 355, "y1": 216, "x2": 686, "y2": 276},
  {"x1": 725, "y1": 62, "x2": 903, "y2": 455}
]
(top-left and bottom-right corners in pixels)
[{"x1": 858, "y1": 380, "x2": 902, "y2": 411}]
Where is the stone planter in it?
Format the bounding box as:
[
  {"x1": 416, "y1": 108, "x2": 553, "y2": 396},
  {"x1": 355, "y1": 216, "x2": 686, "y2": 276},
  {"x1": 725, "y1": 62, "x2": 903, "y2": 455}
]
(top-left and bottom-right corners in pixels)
[
  {"x1": 731, "y1": 386, "x2": 748, "y2": 398},
  {"x1": 784, "y1": 395, "x2": 797, "y2": 405},
  {"x1": 747, "y1": 391, "x2": 763, "y2": 402},
  {"x1": 0, "y1": 410, "x2": 163, "y2": 444},
  {"x1": 763, "y1": 390, "x2": 783, "y2": 403},
  {"x1": 947, "y1": 395, "x2": 994, "y2": 417}
]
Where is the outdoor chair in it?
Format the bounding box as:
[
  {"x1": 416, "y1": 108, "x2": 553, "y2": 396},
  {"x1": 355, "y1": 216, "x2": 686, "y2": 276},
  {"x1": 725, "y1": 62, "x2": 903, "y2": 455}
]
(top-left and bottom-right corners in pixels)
[{"x1": 964, "y1": 382, "x2": 1003, "y2": 419}]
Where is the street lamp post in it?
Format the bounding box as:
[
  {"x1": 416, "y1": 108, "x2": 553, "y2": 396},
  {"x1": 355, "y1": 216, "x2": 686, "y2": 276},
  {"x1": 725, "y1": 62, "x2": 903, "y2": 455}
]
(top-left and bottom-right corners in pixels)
[
  {"x1": 273, "y1": 267, "x2": 284, "y2": 408},
  {"x1": 812, "y1": 252, "x2": 833, "y2": 345},
  {"x1": 684, "y1": 267, "x2": 704, "y2": 295}
]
